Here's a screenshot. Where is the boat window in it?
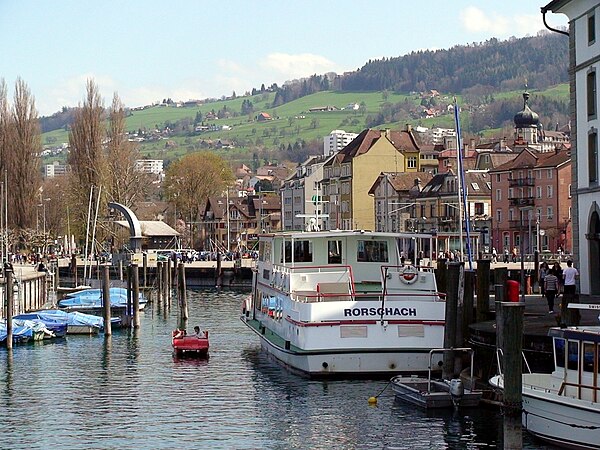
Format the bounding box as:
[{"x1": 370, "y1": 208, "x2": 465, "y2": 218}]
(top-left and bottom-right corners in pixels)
[
  {"x1": 554, "y1": 338, "x2": 565, "y2": 368},
  {"x1": 568, "y1": 340, "x2": 579, "y2": 371},
  {"x1": 283, "y1": 240, "x2": 313, "y2": 263},
  {"x1": 357, "y1": 240, "x2": 388, "y2": 262},
  {"x1": 583, "y1": 342, "x2": 595, "y2": 373},
  {"x1": 328, "y1": 240, "x2": 342, "y2": 264},
  {"x1": 259, "y1": 241, "x2": 272, "y2": 262}
]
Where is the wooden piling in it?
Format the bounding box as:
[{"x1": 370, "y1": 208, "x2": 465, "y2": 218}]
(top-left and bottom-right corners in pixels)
[
  {"x1": 71, "y1": 254, "x2": 78, "y2": 287},
  {"x1": 102, "y1": 265, "x2": 112, "y2": 336},
  {"x1": 501, "y1": 302, "x2": 524, "y2": 419},
  {"x1": 157, "y1": 261, "x2": 163, "y2": 305},
  {"x1": 495, "y1": 284, "x2": 505, "y2": 352},
  {"x1": 495, "y1": 266, "x2": 508, "y2": 300},
  {"x1": 119, "y1": 260, "x2": 123, "y2": 282},
  {"x1": 443, "y1": 261, "x2": 462, "y2": 379},
  {"x1": 142, "y1": 252, "x2": 148, "y2": 288},
  {"x1": 435, "y1": 258, "x2": 447, "y2": 295},
  {"x1": 476, "y1": 259, "x2": 491, "y2": 322},
  {"x1": 533, "y1": 251, "x2": 539, "y2": 294},
  {"x1": 132, "y1": 263, "x2": 140, "y2": 328},
  {"x1": 5, "y1": 268, "x2": 14, "y2": 350},
  {"x1": 163, "y1": 261, "x2": 170, "y2": 307},
  {"x1": 463, "y1": 269, "x2": 475, "y2": 341},
  {"x1": 177, "y1": 262, "x2": 188, "y2": 320},
  {"x1": 126, "y1": 264, "x2": 133, "y2": 325},
  {"x1": 215, "y1": 251, "x2": 222, "y2": 288}
]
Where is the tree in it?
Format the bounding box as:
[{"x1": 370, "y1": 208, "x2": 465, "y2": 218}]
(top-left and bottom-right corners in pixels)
[
  {"x1": 105, "y1": 93, "x2": 150, "y2": 208},
  {"x1": 67, "y1": 79, "x2": 105, "y2": 237},
  {"x1": 163, "y1": 152, "x2": 234, "y2": 246},
  {"x1": 2, "y1": 78, "x2": 42, "y2": 229}
]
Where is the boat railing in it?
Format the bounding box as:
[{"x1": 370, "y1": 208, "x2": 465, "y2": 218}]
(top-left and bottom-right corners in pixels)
[
  {"x1": 495, "y1": 348, "x2": 533, "y2": 377},
  {"x1": 273, "y1": 264, "x2": 356, "y2": 296},
  {"x1": 428, "y1": 348, "x2": 476, "y2": 392},
  {"x1": 381, "y1": 264, "x2": 444, "y2": 301},
  {"x1": 557, "y1": 380, "x2": 600, "y2": 402}
]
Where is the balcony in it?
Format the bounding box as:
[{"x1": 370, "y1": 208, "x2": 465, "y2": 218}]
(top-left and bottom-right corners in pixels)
[
  {"x1": 508, "y1": 177, "x2": 535, "y2": 187},
  {"x1": 508, "y1": 197, "x2": 535, "y2": 207},
  {"x1": 508, "y1": 219, "x2": 526, "y2": 229}
]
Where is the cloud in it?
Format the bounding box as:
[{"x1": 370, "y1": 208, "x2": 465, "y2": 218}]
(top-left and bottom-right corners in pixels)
[
  {"x1": 459, "y1": 6, "x2": 544, "y2": 37},
  {"x1": 259, "y1": 52, "x2": 340, "y2": 80}
]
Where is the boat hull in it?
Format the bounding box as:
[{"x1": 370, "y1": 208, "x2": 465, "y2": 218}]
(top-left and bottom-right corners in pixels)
[
  {"x1": 391, "y1": 376, "x2": 481, "y2": 409},
  {"x1": 522, "y1": 391, "x2": 600, "y2": 450},
  {"x1": 172, "y1": 332, "x2": 209, "y2": 358},
  {"x1": 244, "y1": 317, "x2": 441, "y2": 378}
]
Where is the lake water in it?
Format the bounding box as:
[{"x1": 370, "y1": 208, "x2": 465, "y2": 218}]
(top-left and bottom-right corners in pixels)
[{"x1": 0, "y1": 290, "x2": 552, "y2": 449}]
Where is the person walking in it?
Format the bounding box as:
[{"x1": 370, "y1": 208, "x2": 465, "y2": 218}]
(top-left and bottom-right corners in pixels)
[
  {"x1": 538, "y1": 262, "x2": 549, "y2": 297},
  {"x1": 492, "y1": 247, "x2": 498, "y2": 264},
  {"x1": 562, "y1": 260, "x2": 579, "y2": 304},
  {"x1": 544, "y1": 268, "x2": 559, "y2": 314}
]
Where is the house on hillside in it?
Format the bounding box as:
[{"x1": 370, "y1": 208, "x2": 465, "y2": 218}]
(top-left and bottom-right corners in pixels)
[{"x1": 256, "y1": 112, "x2": 272, "y2": 122}]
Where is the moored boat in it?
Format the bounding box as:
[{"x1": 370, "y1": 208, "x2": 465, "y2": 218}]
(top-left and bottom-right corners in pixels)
[
  {"x1": 171, "y1": 329, "x2": 209, "y2": 357},
  {"x1": 58, "y1": 287, "x2": 147, "y2": 311},
  {"x1": 241, "y1": 230, "x2": 445, "y2": 377},
  {"x1": 490, "y1": 325, "x2": 600, "y2": 449},
  {"x1": 13, "y1": 312, "x2": 68, "y2": 338},
  {"x1": 391, "y1": 348, "x2": 482, "y2": 409}
]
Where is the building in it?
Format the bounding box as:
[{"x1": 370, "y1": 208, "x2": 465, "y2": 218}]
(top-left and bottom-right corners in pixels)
[
  {"x1": 489, "y1": 148, "x2": 572, "y2": 254},
  {"x1": 135, "y1": 159, "x2": 164, "y2": 175},
  {"x1": 320, "y1": 126, "x2": 421, "y2": 231},
  {"x1": 323, "y1": 129, "x2": 358, "y2": 157},
  {"x1": 44, "y1": 161, "x2": 68, "y2": 178},
  {"x1": 415, "y1": 169, "x2": 492, "y2": 256},
  {"x1": 368, "y1": 172, "x2": 432, "y2": 233},
  {"x1": 543, "y1": 0, "x2": 600, "y2": 295},
  {"x1": 280, "y1": 155, "x2": 327, "y2": 231}
]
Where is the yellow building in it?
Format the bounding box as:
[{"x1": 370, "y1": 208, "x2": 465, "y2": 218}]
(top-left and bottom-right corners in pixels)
[{"x1": 321, "y1": 126, "x2": 421, "y2": 230}]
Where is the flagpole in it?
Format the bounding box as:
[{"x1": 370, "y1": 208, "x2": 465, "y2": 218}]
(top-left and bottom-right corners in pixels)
[{"x1": 453, "y1": 98, "x2": 473, "y2": 270}]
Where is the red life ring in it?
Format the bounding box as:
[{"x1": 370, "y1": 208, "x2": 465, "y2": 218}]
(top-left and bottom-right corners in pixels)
[{"x1": 400, "y1": 265, "x2": 419, "y2": 284}]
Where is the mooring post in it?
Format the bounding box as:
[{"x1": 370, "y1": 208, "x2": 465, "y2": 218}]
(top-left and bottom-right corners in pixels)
[
  {"x1": 495, "y1": 284, "x2": 505, "y2": 352},
  {"x1": 443, "y1": 261, "x2": 462, "y2": 379},
  {"x1": 126, "y1": 264, "x2": 133, "y2": 326},
  {"x1": 495, "y1": 266, "x2": 508, "y2": 301},
  {"x1": 71, "y1": 254, "x2": 78, "y2": 287},
  {"x1": 102, "y1": 265, "x2": 112, "y2": 336},
  {"x1": 157, "y1": 261, "x2": 163, "y2": 305},
  {"x1": 119, "y1": 260, "x2": 123, "y2": 282},
  {"x1": 5, "y1": 268, "x2": 14, "y2": 350},
  {"x1": 215, "y1": 251, "x2": 222, "y2": 289},
  {"x1": 533, "y1": 250, "x2": 539, "y2": 294},
  {"x1": 132, "y1": 263, "x2": 140, "y2": 328},
  {"x1": 142, "y1": 252, "x2": 147, "y2": 288},
  {"x1": 177, "y1": 262, "x2": 188, "y2": 320},
  {"x1": 476, "y1": 259, "x2": 491, "y2": 322},
  {"x1": 435, "y1": 258, "x2": 448, "y2": 296},
  {"x1": 163, "y1": 261, "x2": 170, "y2": 307},
  {"x1": 463, "y1": 269, "x2": 475, "y2": 341},
  {"x1": 501, "y1": 302, "x2": 524, "y2": 448}
]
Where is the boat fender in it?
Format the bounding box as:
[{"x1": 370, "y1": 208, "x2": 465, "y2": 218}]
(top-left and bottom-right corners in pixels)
[{"x1": 399, "y1": 265, "x2": 419, "y2": 284}]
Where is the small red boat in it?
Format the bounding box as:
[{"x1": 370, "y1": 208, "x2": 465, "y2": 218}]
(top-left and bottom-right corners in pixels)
[{"x1": 171, "y1": 329, "x2": 209, "y2": 357}]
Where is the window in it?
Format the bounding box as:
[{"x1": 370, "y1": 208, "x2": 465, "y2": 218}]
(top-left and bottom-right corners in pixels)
[
  {"x1": 508, "y1": 187, "x2": 514, "y2": 199},
  {"x1": 590, "y1": 130, "x2": 598, "y2": 183},
  {"x1": 327, "y1": 240, "x2": 342, "y2": 264},
  {"x1": 357, "y1": 240, "x2": 388, "y2": 262},
  {"x1": 430, "y1": 204, "x2": 436, "y2": 217},
  {"x1": 509, "y1": 208, "x2": 514, "y2": 221},
  {"x1": 470, "y1": 182, "x2": 480, "y2": 191},
  {"x1": 496, "y1": 174, "x2": 501, "y2": 183},
  {"x1": 589, "y1": 13, "x2": 596, "y2": 45},
  {"x1": 496, "y1": 189, "x2": 502, "y2": 201},
  {"x1": 547, "y1": 206, "x2": 554, "y2": 220},
  {"x1": 568, "y1": 184, "x2": 572, "y2": 198},
  {"x1": 547, "y1": 185, "x2": 553, "y2": 198},
  {"x1": 588, "y1": 69, "x2": 597, "y2": 119},
  {"x1": 536, "y1": 170, "x2": 542, "y2": 180},
  {"x1": 554, "y1": 338, "x2": 565, "y2": 368},
  {"x1": 496, "y1": 209, "x2": 502, "y2": 224},
  {"x1": 283, "y1": 240, "x2": 313, "y2": 263},
  {"x1": 547, "y1": 169, "x2": 553, "y2": 179},
  {"x1": 536, "y1": 208, "x2": 542, "y2": 222},
  {"x1": 475, "y1": 202, "x2": 484, "y2": 215},
  {"x1": 407, "y1": 156, "x2": 417, "y2": 169}
]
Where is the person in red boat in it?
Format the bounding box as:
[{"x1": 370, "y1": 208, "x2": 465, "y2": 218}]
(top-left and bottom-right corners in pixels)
[
  {"x1": 173, "y1": 329, "x2": 186, "y2": 339},
  {"x1": 193, "y1": 326, "x2": 206, "y2": 338}
]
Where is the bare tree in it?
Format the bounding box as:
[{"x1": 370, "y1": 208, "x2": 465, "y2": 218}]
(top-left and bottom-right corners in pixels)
[
  {"x1": 105, "y1": 93, "x2": 150, "y2": 208},
  {"x1": 8, "y1": 78, "x2": 42, "y2": 229},
  {"x1": 67, "y1": 79, "x2": 105, "y2": 235}
]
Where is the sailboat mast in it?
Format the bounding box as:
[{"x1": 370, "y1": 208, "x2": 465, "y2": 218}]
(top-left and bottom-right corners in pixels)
[{"x1": 454, "y1": 100, "x2": 464, "y2": 263}]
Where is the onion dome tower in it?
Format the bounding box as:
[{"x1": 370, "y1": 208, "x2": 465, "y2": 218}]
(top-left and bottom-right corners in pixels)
[{"x1": 513, "y1": 91, "x2": 541, "y2": 150}]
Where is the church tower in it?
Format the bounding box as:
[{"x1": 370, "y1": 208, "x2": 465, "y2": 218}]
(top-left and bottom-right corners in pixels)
[{"x1": 513, "y1": 91, "x2": 541, "y2": 152}]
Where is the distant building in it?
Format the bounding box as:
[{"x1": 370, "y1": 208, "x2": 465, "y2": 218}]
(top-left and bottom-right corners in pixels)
[
  {"x1": 44, "y1": 161, "x2": 68, "y2": 178},
  {"x1": 323, "y1": 129, "x2": 358, "y2": 157},
  {"x1": 135, "y1": 159, "x2": 164, "y2": 175}
]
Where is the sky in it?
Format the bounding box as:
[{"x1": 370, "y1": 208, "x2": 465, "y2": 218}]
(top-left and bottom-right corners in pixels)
[{"x1": 0, "y1": 1, "x2": 568, "y2": 117}]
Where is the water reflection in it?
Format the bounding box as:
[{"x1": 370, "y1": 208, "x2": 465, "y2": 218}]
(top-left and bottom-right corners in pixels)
[{"x1": 0, "y1": 289, "x2": 518, "y2": 449}]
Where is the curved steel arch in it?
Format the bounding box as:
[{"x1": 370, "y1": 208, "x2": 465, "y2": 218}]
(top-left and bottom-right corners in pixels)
[{"x1": 108, "y1": 202, "x2": 143, "y2": 252}]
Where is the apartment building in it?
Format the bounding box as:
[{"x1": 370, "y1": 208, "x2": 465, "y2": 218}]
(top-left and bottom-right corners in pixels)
[{"x1": 323, "y1": 129, "x2": 358, "y2": 157}]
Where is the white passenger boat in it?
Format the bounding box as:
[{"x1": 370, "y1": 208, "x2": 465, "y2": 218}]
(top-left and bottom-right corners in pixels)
[
  {"x1": 490, "y1": 325, "x2": 600, "y2": 449},
  {"x1": 241, "y1": 230, "x2": 445, "y2": 377}
]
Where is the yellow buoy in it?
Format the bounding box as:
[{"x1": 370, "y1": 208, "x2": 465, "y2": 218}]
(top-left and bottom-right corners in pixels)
[{"x1": 368, "y1": 396, "x2": 377, "y2": 405}]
